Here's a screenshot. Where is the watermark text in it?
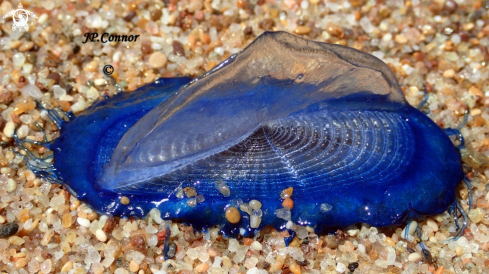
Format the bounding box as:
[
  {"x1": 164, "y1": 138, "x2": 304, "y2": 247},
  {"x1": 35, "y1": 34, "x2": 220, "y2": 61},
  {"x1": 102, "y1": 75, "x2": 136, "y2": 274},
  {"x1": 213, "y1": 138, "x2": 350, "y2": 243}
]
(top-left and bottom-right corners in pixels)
[{"x1": 83, "y1": 33, "x2": 140, "y2": 44}]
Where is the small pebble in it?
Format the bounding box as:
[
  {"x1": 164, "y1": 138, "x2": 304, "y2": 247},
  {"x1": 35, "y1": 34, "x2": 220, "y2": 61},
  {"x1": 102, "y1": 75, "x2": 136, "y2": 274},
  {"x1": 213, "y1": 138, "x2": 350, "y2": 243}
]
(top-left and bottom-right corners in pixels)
[
  {"x1": 470, "y1": 108, "x2": 481, "y2": 117},
  {"x1": 187, "y1": 198, "x2": 197, "y2": 207},
  {"x1": 280, "y1": 187, "x2": 293, "y2": 199},
  {"x1": 150, "y1": 8, "x2": 162, "y2": 21},
  {"x1": 385, "y1": 237, "x2": 395, "y2": 247},
  {"x1": 167, "y1": 242, "x2": 177, "y2": 258},
  {"x1": 77, "y1": 217, "x2": 90, "y2": 228},
  {"x1": 95, "y1": 229, "x2": 107, "y2": 242},
  {"x1": 94, "y1": 78, "x2": 107, "y2": 86},
  {"x1": 294, "y1": 26, "x2": 311, "y2": 34},
  {"x1": 129, "y1": 260, "x2": 139, "y2": 272},
  {"x1": 326, "y1": 22, "x2": 343, "y2": 37},
  {"x1": 468, "y1": 208, "x2": 484, "y2": 223},
  {"x1": 12, "y1": 52, "x2": 26, "y2": 67},
  {"x1": 3, "y1": 121, "x2": 15, "y2": 137},
  {"x1": 120, "y1": 196, "x2": 130, "y2": 205},
  {"x1": 222, "y1": 256, "x2": 232, "y2": 268},
  {"x1": 275, "y1": 207, "x2": 291, "y2": 220},
  {"x1": 195, "y1": 194, "x2": 205, "y2": 203},
  {"x1": 20, "y1": 84, "x2": 43, "y2": 99},
  {"x1": 84, "y1": 60, "x2": 98, "y2": 72},
  {"x1": 225, "y1": 207, "x2": 241, "y2": 224},
  {"x1": 195, "y1": 262, "x2": 209, "y2": 272},
  {"x1": 474, "y1": 117, "x2": 486, "y2": 127},
  {"x1": 468, "y1": 85, "x2": 483, "y2": 98},
  {"x1": 348, "y1": 262, "x2": 359, "y2": 272},
  {"x1": 53, "y1": 85, "x2": 66, "y2": 98},
  {"x1": 145, "y1": 224, "x2": 158, "y2": 234},
  {"x1": 320, "y1": 203, "x2": 333, "y2": 213},
  {"x1": 7, "y1": 179, "x2": 17, "y2": 192},
  {"x1": 47, "y1": 72, "x2": 61, "y2": 84},
  {"x1": 455, "y1": 246, "x2": 463, "y2": 256},
  {"x1": 443, "y1": 69, "x2": 455, "y2": 78},
  {"x1": 15, "y1": 258, "x2": 28, "y2": 269},
  {"x1": 282, "y1": 198, "x2": 294, "y2": 209},
  {"x1": 239, "y1": 203, "x2": 252, "y2": 215},
  {"x1": 336, "y1": 262, "x2": 346, "y2": 273},
  {"x1": 0, "y1": 223, "x2": 19, "y2": 238},
  {"x1": 194, "y1": 10, "x2": 205, "y2": 21},
  {"x1": 251, "y1": 241, "x2": 262, "y2": 250},
  {"x1": 408, "y1": 252, "x2": 422, "y2": 262},
  {"x1": 289, "y1": 262, "x2": 301, "y2": 274},
  {"x1": 40, "y1": 259, "x2": 52, "y2": 274},
  {"x1": 8, "y1": 235, "x2": 25, "y2": 245},
  {"x1": 347, "y1": 228, "x2": 359, "y2": 237},
  {"x1": 215, "y1": 180, "x2": 231, "y2": 197},
  {"x1": 184, "y1": 187, "x2": 197, "y2": 198},
  {"x1": 250, "y1": 215, "x2": 261, "y2": 228},
  {"x1": 149, "y1": 208, "x2": 164, "y2": 224},
  {"x1": 149, "y1": 51, "x2": 168, "y2": 69},
  {"x1": 19, "y1": 41, "x2": 34, "y2": 52},
  {"x1": 394, "y1": 34, "x2": 408, "y2": 44},
  {"x1": 62, "y1": 213, "x2": 72, "y2": 228},
  {"x1": 249, "y1": 200, "x2": 262, "y2": 209},
  {"x1": 426, "y1": 218, "x2": 439, "y2": 232},
  {"x1": 172, "y1": 40, "x2": 185, "y2": 56},
  {"x1": 243, "y1": 238, "x2": 253, "y2": 246},
  {"x1": 401, "y1": 221, "x2": 417, "y2": 239},
  {"x1": 245, "y1": 257, "x2": 259, "y2": 269}
]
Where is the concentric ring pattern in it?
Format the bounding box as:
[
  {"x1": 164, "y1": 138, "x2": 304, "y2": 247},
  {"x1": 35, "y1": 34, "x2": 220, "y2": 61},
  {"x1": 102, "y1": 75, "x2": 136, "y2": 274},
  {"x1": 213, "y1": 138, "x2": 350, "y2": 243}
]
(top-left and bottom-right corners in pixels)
[{"x1": 121, "y1": 110, "x2": 414, "y2": 196}]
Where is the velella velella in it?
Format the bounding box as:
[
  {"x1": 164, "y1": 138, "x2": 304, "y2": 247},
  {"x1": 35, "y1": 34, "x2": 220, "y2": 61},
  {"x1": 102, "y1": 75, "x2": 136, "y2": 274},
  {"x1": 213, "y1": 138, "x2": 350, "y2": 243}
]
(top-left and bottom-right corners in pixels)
[{"x1": 33, "y1": 31, "x2": 463, "y2": 235}]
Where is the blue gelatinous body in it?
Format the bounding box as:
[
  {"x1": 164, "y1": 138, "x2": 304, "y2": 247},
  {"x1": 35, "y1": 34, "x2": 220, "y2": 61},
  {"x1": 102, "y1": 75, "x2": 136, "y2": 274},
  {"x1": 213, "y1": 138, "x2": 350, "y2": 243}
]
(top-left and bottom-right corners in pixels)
[{"x1": 51, "y1": 32, "x2": 463, "y2": 234}]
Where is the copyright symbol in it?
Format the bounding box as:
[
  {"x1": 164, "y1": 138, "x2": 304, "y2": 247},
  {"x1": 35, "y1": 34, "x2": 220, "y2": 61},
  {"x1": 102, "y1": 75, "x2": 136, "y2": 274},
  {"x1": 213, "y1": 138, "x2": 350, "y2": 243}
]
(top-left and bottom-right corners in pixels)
[{"x1": 103, "y1": 64, "x2": 114, "y2": 76}]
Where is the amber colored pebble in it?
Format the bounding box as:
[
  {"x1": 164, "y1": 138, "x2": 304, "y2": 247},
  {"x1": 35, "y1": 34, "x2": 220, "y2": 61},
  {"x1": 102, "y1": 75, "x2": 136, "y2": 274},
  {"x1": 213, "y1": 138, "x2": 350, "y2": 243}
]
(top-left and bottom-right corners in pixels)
[
  {"x1": 11, "y1": 70, "x2": 21, "y2": 84},
  {"x1": 289, "y1": 237, "x2": 301, "y2": 247},
  {"x1": 369, "y1": 248, "x2": 378, "y2": 260},
  {"x1": 294, "y1": 26, "x2": 311, "y2": 35},
  {"x1": 61, "y1": 261, "x2": 73, "y2": 272},
  {"x1": 281, "y1": 187, "x2": 293, "y2": 198},
  {"x1": 58, "y1": 101, "x2": 71, "y2": 112},
  {"x1": 62, "y1": 213, "x2": 72, "y2": 228},
  {"x1": 87, "y1": 212, "x2": 98, "y2": 221},
  {"x1": 482, "y1": 139, "x2": 489, "y2": 147},
  {"x1": 326, "y1": 22, "x2": 344, "y2": 38},
  {"x1": 195, "y1": 263, "x2": 209, "y2": 273},
  {"x1": 474, "y1": 116, "x2": 485, "y2": 127},
  {"x1": 18, "y1": 209, "x2": 29, "y2": 223},
  {"x1": 70, "y1": 200, "x2": 80, "y2": 210},
  {"x1": 243, "y1": 238, "x2": 253, "y2": 246},
  {"x1": 469, "y1": 85, "x2": 484, "y2": 98},
  {"x1": 204, "y1": 61, "x2": 217, "y2": 71},
  {"x1": 15, "y1": 258, "x2": 28, "y2": 269},
  {"x1": 237, "y1": 0, "x2": 246, "y2": 8},
  {"x1": 459, "y1": 188, "x2": 468, "y2": 200},
  {"x1": 137, "y1": 18, "x2": 148, "y2": 29},
  {"x1": 385, "y1": 237, "x2": 395, "y2": 247},
  {"x1": 289, "y1": 262, "x2": 302, "y2": 274},
  {"x1": 282, "y1": 198, "x2": 294, "y2": 209},
  {"x1": 120, "y1": 196, "x2": 130, "y2": 205},
  {"x1": 225, "y1": 207, "x2": 241, "y2": 224},
  {"x1": 434, "y1": 266, "x2": 444, "y2": 274},
  {"x1": 18, "y1": 219, "x2": 39, "y2": 237},
  {"x1": 13, "y1": 99, "x2": 36, "y2": 115},
  {"x1": 200, "y1": 33, "x2": 211, "y2": 44},
  {"x1": 129, "y1": 260, "x2": 139, "y2": 272}
]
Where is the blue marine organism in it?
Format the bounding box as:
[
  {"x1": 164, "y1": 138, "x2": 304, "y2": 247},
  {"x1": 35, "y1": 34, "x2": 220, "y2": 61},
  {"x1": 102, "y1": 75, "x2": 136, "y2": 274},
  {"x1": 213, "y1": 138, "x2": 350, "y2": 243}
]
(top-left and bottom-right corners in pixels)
[{"x1": 25, "y1": 31, "x2": 464, "y2": 235}]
